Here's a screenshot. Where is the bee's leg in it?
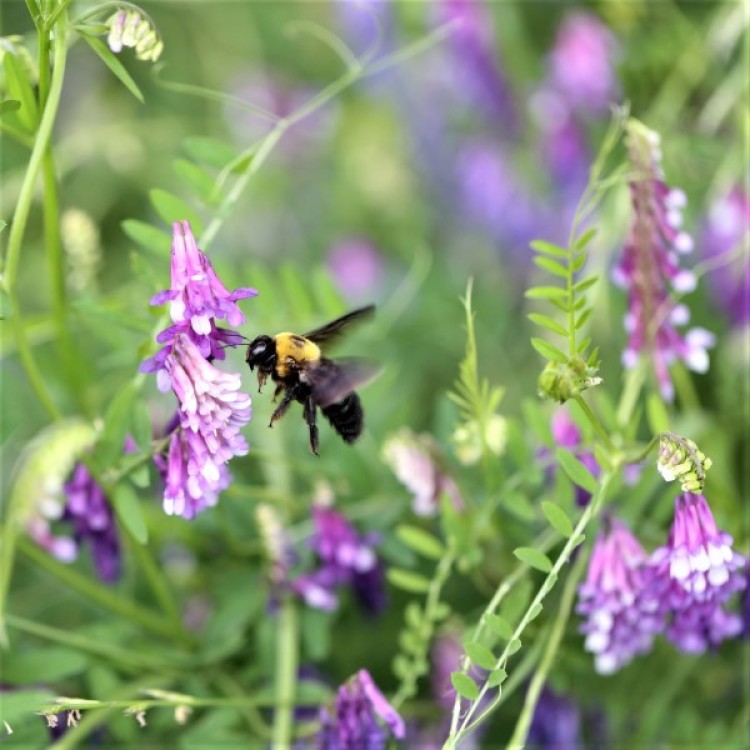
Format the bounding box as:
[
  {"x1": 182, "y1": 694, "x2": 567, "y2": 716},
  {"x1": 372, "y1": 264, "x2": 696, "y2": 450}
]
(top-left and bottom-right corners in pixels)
[
  {"x1": 269, "y1": 388, "x2": 294, "y2": 427},
  {"x1": 272, "y1": 383, "x2": 284, "y2": 403},
  {"x1": 303, "y1": 397, "x2": 319, "y2": 457}
]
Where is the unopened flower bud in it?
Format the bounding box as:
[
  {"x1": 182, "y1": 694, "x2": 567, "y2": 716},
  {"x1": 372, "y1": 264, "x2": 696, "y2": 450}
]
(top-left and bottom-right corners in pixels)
[
  {"x1": 106, "y1": 9, "x2": 163, "y2": 62},
  {"x1": 538, "y1": 357, "x2": 602, "y2": 404},
  {"x1": 657, "y1": 433, "x2": 712, "y2": 493}
]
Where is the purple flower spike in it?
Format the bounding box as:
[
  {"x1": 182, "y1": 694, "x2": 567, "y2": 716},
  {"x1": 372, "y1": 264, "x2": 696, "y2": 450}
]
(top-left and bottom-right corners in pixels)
[
  {"x1": 615, "y1": 121, "x2": 714, "y2": 400},
  {"x1": 293, "y1": 505, "x2": 387, "y2": 616},
  {"x1": 157, "y1": 334, "x2": 251, "y2": 518},
  {"x1": 577, "y1": 520, "x2": 664, "y2": 674},
  {"x1": 62, "y1": 463, "x2": 121, "y2": 583},
  {"x1": 141, "y1": 221, "x2": 256, "y2": 387},
  {"x1": 317, "y1": 669, "x2": 404, "y2": 750},
  {"x1": 648, "y1": 493, "x2": 746, "y2": 652},
  {"x1": 528, "y1": 687, "x2": 582, "y2": 750}
]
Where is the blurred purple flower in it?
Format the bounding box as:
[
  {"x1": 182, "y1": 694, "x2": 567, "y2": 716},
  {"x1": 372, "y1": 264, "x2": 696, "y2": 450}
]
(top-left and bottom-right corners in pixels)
[
  {"x1": 156, "y1": 333, "x2": 251, "y2": 518},
  {"x1": 614, "y1": 121, "x2": 714, "y2": 401},
  {"x1": 382, "y1": 429, "x2": 464, "y2": 517},
  {"x1": 294, "y1": 505, "x2": 387, "y2": 615},
  {"x1": 548, "y1": 408, "x2": 599, "y2": 507},
  {"x1": 547, "y1": 11, "x2": 619, "y2": 116},
  {"x1": 648, "y1": 493, "x2": 746, "y2": 653},
  {"x1": 702, "y1": 187, "x2": 750, "y2": 327},
  {"x1": 433, "y1": 0, "x2": 518, "y2": 131},
  {"x1": 527, "y1": 687, "x2": 582, "y2": 750},
  {"x1": 577, "y1": 519, "x2": 664, "y2": 674},
  {"x1": 140, "y1": 220, "x2": 256, "y2": 390},
  {"x1": 60, "y1": 463, "x2": 121, "y2": 583},
  {"x1": 334, "y1": 0, "x2": 395, "y2": 58},
  {"x1": 317, "y1": 669, "x2": 404, "y2": 749},
  {"x1": 326, "y1": 238, "x2": 384, "y2": 301}
]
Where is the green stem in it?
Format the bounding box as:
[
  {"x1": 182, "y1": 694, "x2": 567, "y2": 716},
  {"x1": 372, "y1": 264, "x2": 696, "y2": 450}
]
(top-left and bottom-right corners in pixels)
[
  {"x1": 671, "y1": 362, "x2": 701, "y2": 412},
  {"x1": 18, "y1": 537, "x2": 183, "y2": 642},
  {"x1": 574, "y1": 395, "x2": 616, "y2": 454},
  {"x1": 272, "y1": 595, "x2": 298, "y2": 750},
  {"x1": 504, "y1": 548, "x2": 589, "y2": 749},
  {"x1": 616, "y1": 358, "x2": 648, "y2": 429},
  {"x1": 3, "y1": 14, "x2": 68, "y2": 420}
]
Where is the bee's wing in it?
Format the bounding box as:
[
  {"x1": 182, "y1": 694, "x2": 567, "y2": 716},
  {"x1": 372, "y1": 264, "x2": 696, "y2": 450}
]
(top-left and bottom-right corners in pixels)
[
  {"x1": 303, "y1": 305, "x2": 375, "y2": 348},
  {"x1": 302, "y1": 357, "x2": 381, "y2": 408}
]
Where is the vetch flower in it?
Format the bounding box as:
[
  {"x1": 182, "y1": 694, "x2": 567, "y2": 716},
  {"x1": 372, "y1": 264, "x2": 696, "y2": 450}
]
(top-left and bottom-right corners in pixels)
[
  {"x1": 656, "y1": 432, "x2": 712, "y2": 493},
  {"x1": 577, "y1": 519, "x2": 664, "y2": 674},
  {"x1": 649, "y1": 494, "x2": 745, "y2": 609},
  {"x1": 527, "y1": 687, "x2": 582, "y2": 750},
  {"x1": 614, "y1": 120, "x2": 715, "y2": 401},
  {"x1": 293, "y1": 504, "x2": 386, "y2": 615},
  {"x1": 317, "y1": 669, "x2": 404, "y2": 750},
  {"x1": 140, "y1": 221, "x2": 257, "y2": 390},
  {"x1": 157, "y1": 334, "x2": 251, "y2": 518},
  {"x1": 382, "y1": 429, "x2": 463, "y2": 517},
  {"x1": 106, "y1": 9, "x2": 164, "y2": 62}
]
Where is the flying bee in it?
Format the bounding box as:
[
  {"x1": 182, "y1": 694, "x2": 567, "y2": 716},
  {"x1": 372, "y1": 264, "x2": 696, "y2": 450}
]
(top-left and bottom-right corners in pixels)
[{"x1": 245, "y1": 305, "x2": 379, "y2": 456}]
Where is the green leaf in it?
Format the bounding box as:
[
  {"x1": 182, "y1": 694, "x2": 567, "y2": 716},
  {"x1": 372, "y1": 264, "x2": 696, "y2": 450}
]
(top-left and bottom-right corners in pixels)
[
  {"x1": 173, "y1": 159, "x2": 219, "y2": 205},
  {"x1": 570, "y1": 254, "x2": 587, "y2": 272},
  {"x1": 149, "y1": 189, "x2": 203, "y2": 234},
  {"x1": 573, "y1": 275, "x2": 598, "y2": 293},
  {"x1": 533, "y1": 256, "x2": 569, "y2": 278},
  {"x1": 528, "y1": 313, "x2": 568, "y2": 337},
  {"x1": 182, "y1": 136, "x2": 238, "y2": 169},
  {"x1": 0, "y1": 99, "x2": 21, "y2": 117},
  {"x1": 530, "y1": 337, "x2": 568, "y2": 362},
  {"x1": 556, "y1": 448, "x2": 599, "y2": 494},
  {"x1": 647, "y1": 392, "x2": 670, "y2": 434},
  {"x1": 507, "y1": 638, "x2": 522, "y2": 655},
  {"x1": 0, "y1": 689, "x2": 54, "y2": 725},
  {"x1": 395, "y1": 525, "x2": 445, "y2": 560},
  {"x1": 572, "y1": 533, "x2": 586, "y2": 548},
  {"x1": 3, "y1": 54, "x2": 38, "y2": 130},
  {"x1": 81, "y1": 34, "x2": 144, "y2": 103},
  {"x1": 387, "y1": 568, "x2": 431, "y2": 594},
  {"x1": 2, "y1": 648, "x2": 88, "y2": 683},
  {"x1": 501, "y1": 579, "x2": 532, "y2": 623},
  {"x1": 465, "y1": 642, "x2": 497, "y2": 670},
  {"x1": 513, "y1": 547, "x2": 552, "y2": 572},
  {"x1": 575, "y1": 309, "x2": 592, "y2": 330},
  {"x1": 578, "y1": 336, "x2": 592, "y2": 354},
  {"x1": 112, "y1": 482, "x2": 148, "y2": 544},
  {"x1": 525, "y1": 286, "x2": 567, "y2": 301},
  {"x1": 575, "y1": 227, "x2": 597, "y2": 250},
  {"x1": 121, "y1": 219, "x2": 171, "y2": 256},
  {"x1": 530, "y1": 240, "x2": 568, "y2": 258},
  {"x1": 450, "y1": 672, "x2": 479, "y2": 701},
  {"x1": 541, "y1": 501, "x2": 574, "y2": 537},
  {"x1": 98, "y1": 383, "x2": 137, "y2": 466},
  {"x1": 528, "y1": 602, "x2": 543, "y2": 621},
  {"x1": 392, "y1": 654, "x2": 410, "y2": 680},
  {"x1": 485, "y1": 613, "x2": 514, "y2": 641},
  {"x1": 487, "y1": 668, "x2": 507, "y2": 688},
  {"x1": 432, "y1": 602, "x2": 451, "y2": 621}
]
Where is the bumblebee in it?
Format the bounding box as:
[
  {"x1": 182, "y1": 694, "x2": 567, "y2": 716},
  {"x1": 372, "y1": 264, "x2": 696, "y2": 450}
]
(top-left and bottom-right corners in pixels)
[{"x1": 245, "y1": 306, "x2": 378, "y2": 455}]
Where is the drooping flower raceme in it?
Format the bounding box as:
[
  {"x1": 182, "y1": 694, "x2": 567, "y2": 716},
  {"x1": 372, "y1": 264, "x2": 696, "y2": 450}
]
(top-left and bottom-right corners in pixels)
[
  {"x1": 577, "y1": 519, "x2": 665, "y2": 674},
  {"x1": 649, "y1": 493, "x2": 746, "y2": 653},
  {"x1": 141, "y1": 221, "x2": 257, "y2": 391},
  {"x1": 106, "y1": 8, "x2": 164, "y2": 62},
  {"x1": 614, "y1": 120, "x2": 714, "y2": 401},
  {"x1": 293, "y1": 505, "x2": 386, "y2": 615},
  {"x1": 317, "y1": 669, "x2": 405, "y2": 750},
  {"x1": 156, "y1": 334, "x2": 251, "y2": 518}
]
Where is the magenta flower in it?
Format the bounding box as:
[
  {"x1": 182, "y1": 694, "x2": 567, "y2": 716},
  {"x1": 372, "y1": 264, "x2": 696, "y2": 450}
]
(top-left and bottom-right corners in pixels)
[
  {"x1": 140, "y1": 221, "x2": 256, "y2": 390},
  {"x1": 577, "y1": 519, "x2": 664, "y2": 674},
  {"x1": 648, "y1": 493, "x2": 746, "y2": 652},
  {"x1": 317, "y1": 669, "x2": 404, "y2": 750},
  {"x1": 326, "y1": 238, "x2": 384, "y2": 301},
  {"x1": 614, "y1": 121, "x2": 714, "y2": 401},
  {"x1": 293, "y1": 505, "x2": 386, "y2": 615},
  {"x1": 547, "y1": 12, "x2": 619, "y2": 116},
  {"x1": 156, "y1": 334, "x2": 251, "y2": 518}
]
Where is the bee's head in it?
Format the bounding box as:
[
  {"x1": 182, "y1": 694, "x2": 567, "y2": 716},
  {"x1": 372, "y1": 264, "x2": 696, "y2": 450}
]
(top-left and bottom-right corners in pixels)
[{"x1": 246, "y1": 335, "x2": 276, "y2": 371}]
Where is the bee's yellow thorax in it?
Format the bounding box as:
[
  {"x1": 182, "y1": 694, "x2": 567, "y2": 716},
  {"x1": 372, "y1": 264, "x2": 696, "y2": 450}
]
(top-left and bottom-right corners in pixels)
[{"x1": 274, "y1": 333, "x2": 321, "y2": 377}]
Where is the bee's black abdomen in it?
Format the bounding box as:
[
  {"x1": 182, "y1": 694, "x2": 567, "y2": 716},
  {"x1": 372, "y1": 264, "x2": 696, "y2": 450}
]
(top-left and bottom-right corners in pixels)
[{"x1": 322, "y1": 393, "x2": 363, "y2": 443}]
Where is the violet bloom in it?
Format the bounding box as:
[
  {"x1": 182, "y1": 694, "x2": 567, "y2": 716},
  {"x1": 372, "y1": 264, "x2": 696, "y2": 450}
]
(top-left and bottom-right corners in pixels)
[
  {"x1": 294, "y1": 505, "x2": 387, "y2": 615},
  {"x1": 614, "y1": 121, "x2": 714, "y2": 401},
  {"x1": 649, "y1": 493, "x2": 746, "y2": 652},
  {"x1": 527, "y1": 687, "x2": 582, "y2": 750},
  {"x1": 702, "y1": 187, "x2": 750, "y2": 327},
  {"x1": 140, "y1": 221, "x2": 256, "y2": 390},
  {"x1": 157, "y1": 334, "x2": 251, "y2": 518},
  {"x1": 547, "y1": 11, "x2": 619, "y2": 116},
  {"x1": 60, "y1": 463, "x2": 121, "y2": 583},
  {"x1": 326, "y1": 238, "x2": 384, "y2": 302},
  {"x1": 317, "y1": 669, "x2": 404, "y2": 750},
  {"x1": 577, "y1": 519, "x2": 664, "y2": 674}
]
